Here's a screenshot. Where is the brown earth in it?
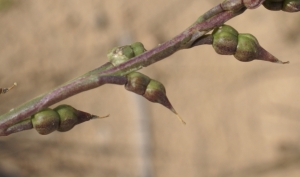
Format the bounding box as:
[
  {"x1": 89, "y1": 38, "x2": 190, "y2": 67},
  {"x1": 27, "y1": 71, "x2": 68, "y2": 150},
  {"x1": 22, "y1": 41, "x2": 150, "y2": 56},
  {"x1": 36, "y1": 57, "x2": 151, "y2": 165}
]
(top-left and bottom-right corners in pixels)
[{"x1": 1, "y1": 0, "x2": 300, "y2": 177}]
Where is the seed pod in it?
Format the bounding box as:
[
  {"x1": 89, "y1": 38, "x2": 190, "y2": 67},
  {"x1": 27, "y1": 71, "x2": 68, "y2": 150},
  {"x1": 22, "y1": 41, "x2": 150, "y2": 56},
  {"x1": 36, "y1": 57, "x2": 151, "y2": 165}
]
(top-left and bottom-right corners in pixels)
[
  {"x1": 131, "y1": 42, "x2": 146, "y2": 56},
  {"x1": 234, "y1": 34, "x2": 259, "y2": 62},
  {"x1": 54, "y1": 105, "x2": 79, "y2": 132},
  {"x1": 211, "y1": 25, "x2": 288, "y2": 64},
  {"x1": 32, "y1": 108, "x2": 60, "y2": 135},
  {"x1": 125, "y1": 72, "x2": 151, "y2": 95},
  {"x1": 0, "y1": 82, "x2": 17, "y2": 95},
  {"x1": 107, "y1": 45, "x2": 134, "y2": 66},
  {"x1": 107, "y1": 42, "x2": 147, "y2": 66},
  {"x1": 108, "y1": 43, "x2": 184, "y2": 124},
  {"x1": 212, "y1": 25, "x2": 239, "y2": 55},
  {"x1": 263, "y1": 0, "x2": 300, "y2": 12},
  {"x1": 125, "y1": 72, "x2": 186, "y2": 124},
  {"x1": 29, "y1": 105, "x2": 107, "y2": 135}
]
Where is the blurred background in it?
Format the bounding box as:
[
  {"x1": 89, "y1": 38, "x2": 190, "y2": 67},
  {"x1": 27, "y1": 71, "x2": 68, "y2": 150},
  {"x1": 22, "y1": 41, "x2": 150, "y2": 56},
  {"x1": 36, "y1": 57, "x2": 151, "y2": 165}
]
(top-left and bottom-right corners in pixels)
[{"x1": 1, "y1": 0, "x2": 300, "y2": 177}]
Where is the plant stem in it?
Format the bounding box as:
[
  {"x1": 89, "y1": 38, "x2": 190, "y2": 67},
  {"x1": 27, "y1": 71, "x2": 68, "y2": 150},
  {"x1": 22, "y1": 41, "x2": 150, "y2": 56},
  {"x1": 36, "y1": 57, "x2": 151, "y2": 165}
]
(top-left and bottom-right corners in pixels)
[{"x1": 0, "y1": 3, "x2": 246, "y2": 136}]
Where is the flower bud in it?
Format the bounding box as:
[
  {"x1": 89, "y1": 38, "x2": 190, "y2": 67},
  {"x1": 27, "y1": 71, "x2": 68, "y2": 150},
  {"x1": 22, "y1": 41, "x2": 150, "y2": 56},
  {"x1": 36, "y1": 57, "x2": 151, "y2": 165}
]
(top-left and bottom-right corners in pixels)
[
  {"x1": 212, "y1": 25, "x2": 238, "y2": 55},
  {"x1": 107, "y1": 42, "x2": 147, "y2": 66},
  {"x1": 29, "y1": 105, "x2": 106, "y2": 135},
  {"x1": 54, "y1": 105, "x2": 78, "y2": 132},
  {"x1": 234, "y1": 34, "x2": 259, "y2": 62},
  {"x1": 124, "y1": 72, "x2": 185, "y2": 124},
  {"x1": 125, "y1": 72, "x2": 151, "y2": 95},
  {"x1": 32, "y1": 108, "x2": 60, "y2": 135},
  {"x1": 143, "y1": 80, "x2": 167, "y2": 103},
  {"x1": 211, "y1": 25, "x2": 288, "y2": 64},
  {"x1": 131, "y1": 42, "x2": 146, "y2": 56},
  {"x1": 144, "y1": 80, "x2": 186, "y2": 124},
  {"x1": 107, "y1": 45, "x2": 134, "y2": 66}
]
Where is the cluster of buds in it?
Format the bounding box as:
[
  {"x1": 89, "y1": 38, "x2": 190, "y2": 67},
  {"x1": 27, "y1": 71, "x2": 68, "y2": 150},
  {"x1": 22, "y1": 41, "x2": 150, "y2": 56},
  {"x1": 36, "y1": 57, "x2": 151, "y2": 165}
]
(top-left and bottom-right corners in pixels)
[
  {"x1": 263, "y1": 0, "x2": 300, "y2": 12},
  {"x1": 7, "y1": 105, "x2": 108, "y2": 135},
  {"x1": 211, "y1": 24, "x2": 289, "y2": 63},
  {"x1": 107, "y1": 42, "x2": 146, "y2": 66},
  {"x1": 107, "y1": 43, "x2": 186, "y2": 124}
]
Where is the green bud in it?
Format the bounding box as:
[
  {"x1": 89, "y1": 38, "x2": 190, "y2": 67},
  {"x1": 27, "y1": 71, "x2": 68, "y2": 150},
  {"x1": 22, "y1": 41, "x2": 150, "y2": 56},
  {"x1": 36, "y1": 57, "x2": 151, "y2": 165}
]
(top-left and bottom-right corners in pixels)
[
  {"x1": 122, "y1": 46, "x2": 135, "y2": 59},
  {"x1": 144, "y1": 80, "x2": 186, "y2": 124},
  {"x1": 54, "y1": 105, "x2": 78, "y2": 132},
  {"x1": 124, "y1": 73, "x2": 186, "y2": 124},
  {"x1": 32, "y1": 108, "x2": 60, "y2": 135},
  {"x1": 143, "y1": 80, "x2": 166, "y2": 103},
  {"x1": 131, "y1": 42, "x2": 146, "y2": 56},
  {"x1": 107, "y1": 45, "x2": 134, "y2": 66},
  {"x1": 234, "y1": 34, "x2": 259, "y2": 62},
  {"x1": 125, "y1": 72, "x2": 151, "y2": 95},
  {"x1": 211, "y1": 24, "x2": 288, "y2": 64},
  {"x1": 212, "y1": 25, "x2": 238, "y2": 55}
]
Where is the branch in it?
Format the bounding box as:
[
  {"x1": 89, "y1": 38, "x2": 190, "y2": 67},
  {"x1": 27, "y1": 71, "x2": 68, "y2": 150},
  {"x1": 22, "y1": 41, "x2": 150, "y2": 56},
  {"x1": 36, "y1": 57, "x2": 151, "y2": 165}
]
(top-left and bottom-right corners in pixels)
[{"x1": 1, "y1": 0, "x2": 299, "y2": 136}]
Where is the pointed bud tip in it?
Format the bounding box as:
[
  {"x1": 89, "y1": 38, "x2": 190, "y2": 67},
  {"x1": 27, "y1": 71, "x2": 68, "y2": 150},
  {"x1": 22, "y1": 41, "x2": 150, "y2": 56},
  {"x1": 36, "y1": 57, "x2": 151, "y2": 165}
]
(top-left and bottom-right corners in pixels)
[
  {"x1": 278, "y1": 61, "x2": 290, "y2": 64},
  {"x1": 170, "y1": 108, "x2": 186, "y2": 125},
  {"x1": 92, "y1": 114, "x2": 110, "y2": 119}
]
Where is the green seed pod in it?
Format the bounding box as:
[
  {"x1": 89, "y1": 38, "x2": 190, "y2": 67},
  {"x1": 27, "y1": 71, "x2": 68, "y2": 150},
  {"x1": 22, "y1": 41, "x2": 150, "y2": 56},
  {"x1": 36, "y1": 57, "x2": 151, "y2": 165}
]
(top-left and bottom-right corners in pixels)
[
  {"x1": 143, "y1": 80, "x2": 167, "y2": 103},
  {"x1": 125, "y1": 72, "x2": 151, "y2": 95},
  {"x1": 131, "y1": 42, "x2": 146, "y2": 56},
  {"x1": 29, "y1": 105, "x2": 105, "y2": 135},
  {"x1": 144, "y1": 80, "x2": 186, "y2": 124},
  {"x1": 234, "y1": 34, "x2": 259, "y2": 62},
  {"x1": 211, "y1": 25, "x2": 288, "y2": 64},
  {"x1": 124, "y1": 72, "x2": 185, "y2": 124},
  {"x1": 107, "y1": 42, "x2": 147, "y2": 66},
  {"x1": 212, "y1": 25, "x2": 238, "y2": 55},
  {"x1": 32, "y1": 108, "x2": 60, "y2": 135},
  {"x1": 107, "y1": 45, "x2": 134, "y2": 66},
  {"x1": 4, "y1": 105, "x2": 108, "y2": 136},
  {"x1": 54, "y1": 105, "x2": 78, "y2": 132}
]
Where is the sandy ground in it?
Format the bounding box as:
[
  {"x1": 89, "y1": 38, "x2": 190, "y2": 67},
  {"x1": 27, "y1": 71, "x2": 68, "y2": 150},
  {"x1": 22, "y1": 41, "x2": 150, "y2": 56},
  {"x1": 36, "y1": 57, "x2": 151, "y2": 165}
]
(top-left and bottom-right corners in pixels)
[{"x1": 1, "y1": 0, "x2": 300, "y2": 177}]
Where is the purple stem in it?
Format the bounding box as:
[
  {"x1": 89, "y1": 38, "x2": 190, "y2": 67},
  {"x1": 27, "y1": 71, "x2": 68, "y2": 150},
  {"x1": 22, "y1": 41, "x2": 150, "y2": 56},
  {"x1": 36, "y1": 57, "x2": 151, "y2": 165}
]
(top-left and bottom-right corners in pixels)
[{"x1": 0, "y1": 3, "x2": 247, "y2": 136}]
